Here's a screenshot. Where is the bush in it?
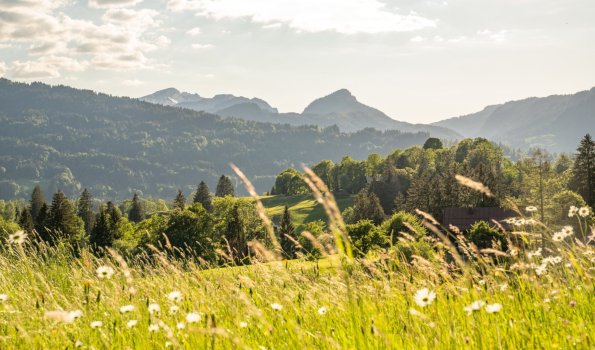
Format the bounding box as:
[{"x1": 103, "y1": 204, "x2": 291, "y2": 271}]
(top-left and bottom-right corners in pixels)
[
  {"x1": 379, "y1": 211, "x2": 427, "y2": 245},
  {"x1": 346, "y1": 219, "x2": 385, "y2": 257},
  {"x1": 467, "y1": 221, "x2": 507, "y2": 251}
]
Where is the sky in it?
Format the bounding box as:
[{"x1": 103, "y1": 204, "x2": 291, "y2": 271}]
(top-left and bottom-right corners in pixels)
[{"x1": 0, "y1": 0, "x2": 594, "y2": 123}]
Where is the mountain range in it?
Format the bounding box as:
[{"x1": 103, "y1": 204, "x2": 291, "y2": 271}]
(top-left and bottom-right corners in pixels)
[
  {"x1": 0, "y1": 79, "x2": 429, "y2": 200},
  {"x1": 433, "y1": 88, "x2": 595, "y2": 152},
  {"x1": 141, "y1": 88, "x2": 461, "y2": 139},
  {"x1": 143, "y1": 86, "x2": 595, "y2": 153}
]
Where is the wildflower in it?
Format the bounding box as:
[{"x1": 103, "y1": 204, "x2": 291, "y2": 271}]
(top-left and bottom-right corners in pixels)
[
  {"x1": 120, "y1": 305, "x2": 135, "y2": 313},
  {"x1": 535, "y1": 263, "x2": 547, "y2": 276},
  {"x1": 75, "y1": 341, "x2": 84, "y2": 348},
  {"x1": 127, "y1": 320, "x2": 138, "y2": 328},
  {"x1": 96, "y1": 266, "x2": 115, "y2": 279},
  {"x1": 318, "y1": 306, "x2": 328, "y2": 315},
  {"x1": 525, "y1": 206, "x2": 538, "y2": 213},
  {"x1": 176, "y1": 322, "x2": 186, "y2": 330},
  {"x1": 7, "y1": 230, "x2": 27, "y2": 244},
  {"x1": 527, "y1": 248, "x2": 542, "y2": 259},
  {"x1": 568, "y1": 206, "x2": 578, "y2": 217},
  {"x1": 148, "y1": 303, "x2": 161, "y2": 315},
  {"x1": 165, "y1": 342, "x2": 173, "y2": 348},
  {"x1": 271, "y1": 303, "x2": 283, "y2": 311},
  {"x1": 552, "y1": 231, "x2": 565, "y2": 242},
  {"x1": 90, "y1": 321, "x2": 103, "y2": 328},
  {"x1": 239, "y1": 321, "x2": 248, "y2": 328},
  {"x1": 578, "y1": 207, "x2": 590, "y2": 218},
  {"x1": 413, "y1": 288, "x2": 436, "y2": 308},
  {"x1": 569, "y1": 300, "x2": 577, "y2": 307},
  {"x1": 167, "y1": 291, "x2": 182, "y2": 302},
  {"x1": 148, "y1": 324, "x2": 159, "y2": 332},
  {"x1": 0, "y1": 294, "x2": 8, "y2": 303},
  {"x1": 186, "y1": 312, "x2": 201, "y2": 323},
  {"x1": 499, "y1": 283, "x2": 508, "y2": 291},
  {"x1": 169, "y1": 305, "x2": 179, "y2": 315},
  {"x1": 463, "y1": 300, "x2": 485, "y2": 314},
  {"x1": 45, "y1": 310, "x2": 83, "y2": 324},
  {"x1": 562, "y1": 226, "x2": 574, "y2": 236},
  {"x1": 485, "y1": 303, "x2": 502, "y2": 313}
]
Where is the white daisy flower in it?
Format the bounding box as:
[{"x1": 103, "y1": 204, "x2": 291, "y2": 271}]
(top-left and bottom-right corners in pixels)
[
  {"x1": 167, "y1": 291, "x2": 182, "y2": 302},
  {"x1": 535, "y1": 263, "x2": 547, "y2": 276},
  {"x1": 169, "y1": 305, "x2": 179, "y2": 315},
  {"x1": 485, "y1": 303, "x2": 502, "y2": 313},
  {"x1": 568, "y1": 206, "x2": 578, "y2": 217},
  {"x1": 176, "y1": 322, "x2": 186, "y2": 330},
  {"x1": 562, "y1": 226, "x2": 574, "y2": 236},
  {"x1": 271, "y1": 303, "x2": 283, "y2": 311},
  {"x1": 413, "y1": 288, "x2": 436, "y2": 308},
  {"x1": 463, "y1": 300, "x2": 485, "y2": 314},
  {"x1": 148, "y1": 303, "x2": 160, "y2": 315},
  {"x1": 0, "y1": 294, "x2": 8, "y2": 302},
  {"x1": 239, "y1": 321, "x2": 248, "y2": 328},
  {"x1": 318, "y1": 306, "x2": 328, "y2": 315},
  {"x1": 578, "y1": 206, "x2": 590, "y2": 218},
  {"x1": 75, "y1": 341, "x2": 84, "y2": 348},
  {"x1": 525, "y1": 206, "x2": 538, "y2": 213},
  {"x1": 552, "y1": 231, "x2": 565, "y2": 242},
  {"x1": 45, "y1": 310, "x2": 82, "y2": 324},
  {"x1": 90, "y1": 321, "x2": 103, "y2": 328},
  {"x1": 120, "y1": 305, "x2": 135, "y2": 313},
  {"x1": 7, "y1": 230, "x2": 27, "y2": 245},
  {"x1": 186, "y1": 312, "x2": 201, "y2": 323},
  {"x1": 148, "y1": 324, "x2": 159, "y2": 332},
  {"x1": 127, "y1": 319, "x2": 138, "y2": 328},
  {"x1": 96, "y1": 266, "x2": 115, "y2": 279}
]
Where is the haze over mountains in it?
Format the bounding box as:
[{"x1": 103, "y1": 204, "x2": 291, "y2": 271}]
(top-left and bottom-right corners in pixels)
[
  {"x1": 433, "y1": 88, "x2": 595, "y2": 152},
  {"x1": 141, "y1": 88, "x2": 461, "y2": 139},
  {"x1": 142, "y1": 86, "x2": 594, "y2": 152}
]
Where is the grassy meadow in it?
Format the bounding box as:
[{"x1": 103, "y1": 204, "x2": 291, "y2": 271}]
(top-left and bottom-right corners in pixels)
[
  {"x1": 261, "y1": 194, "x2": 354, "y2": 228},
  {"x1": 1, "y1": 217, "x2": 594, "y2": 349}
]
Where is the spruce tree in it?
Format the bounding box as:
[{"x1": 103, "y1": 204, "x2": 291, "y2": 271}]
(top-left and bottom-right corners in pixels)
[
  {"x1": 48, "y1": 191, "x2": 83, "y2": 241},
  {"x1": 278, "y1": 206, "x2": 297, "y2": 259},
  {"x1": 30, "y1": 184, "x2": 45, "y2": 224},
  {"x1": 570, "y1": 134, "x2": 595, "y2": 207},
  {"x1": 77, "y1": 189, "x2": 95, "y2": 235},
  {"x1": 215, "y1": 175, "x2": 235, "y2": 197},
  {"x1": 18, "y1": 207, "x2": 34, "y2": 234},
  {"x1": 350, "y1": 188, "x2": 386, "y2": 225},
  {"x1": 128, "y1": 192, "x2": 145, "y2": 223},
  {"x1": 173, "y1": 190, "x2": 186, "y2": 210},
  {"x1": 35, "y1": 203, "x2": 50, "y2": 242},
  {"x1": 91, "y1": 205, "x2": 113, "y2": 248},
  {"x1": 193, "y1": 181, "x2": 213, "y2": 211},
  {"x1": 225, "y1": 203, "x2": 247, "y2": 264}
]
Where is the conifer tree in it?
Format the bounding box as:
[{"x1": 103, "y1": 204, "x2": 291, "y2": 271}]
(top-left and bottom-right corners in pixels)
[
  {"x1": 77, "y1": 188, "x2": 95, "y2": 235},
  {"x1": 350, "y1": 188, "x2": 386, "y2": 225},
  {"x1": 18, "y1": 207, "x2": 34, "y2": 234},
  {"x1": 215, "y1": 175, "x2": 235, "y2": 197},
  {"x1": 279, "y1": 206, "x2": 298, "y2": 259},
  {"x1": 570, "y1": 134, "x2": 595, "y2": 207},
  {"x1": 225, "y1": 203, "x2": 247, "y2": 263},
  {"x1": 35, "y1": 203, "x2": 50, "y2": 242},
  {"x1": 128, "y1": 192, "x2": 145, "y2": 223},
  {"x1": 30, "y1": 184, "x2": 45, "y2": 224},
  {"x1": 193, "y1": 181, "x2": 213, "y2": 211},
  {"x1": 173, "y1": 190, "x2": 186, "y2": 210},
  {"x1": 48, "y1": 191, "x2": 83, "y2": 241}
]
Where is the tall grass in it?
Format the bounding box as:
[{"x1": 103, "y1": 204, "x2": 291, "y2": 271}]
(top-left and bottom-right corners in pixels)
[{"x1": 0, "y1": 172, "x2": 593, "y2": 349}]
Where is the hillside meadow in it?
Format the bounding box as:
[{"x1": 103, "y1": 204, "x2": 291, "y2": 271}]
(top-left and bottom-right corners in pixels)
[{"x1": 0, "y1": 178, "x2": 593, "y2": 349}]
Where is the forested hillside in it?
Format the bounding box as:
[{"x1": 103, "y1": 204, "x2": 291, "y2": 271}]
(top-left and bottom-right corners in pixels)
[{"x1": 0, "y1": 79, "x2": 430, "y2": 200}]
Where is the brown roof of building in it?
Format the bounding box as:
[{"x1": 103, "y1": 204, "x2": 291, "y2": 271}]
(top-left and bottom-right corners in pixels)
[{"x1": 442, "y1": 207, "x2": 517, "y2": 231}]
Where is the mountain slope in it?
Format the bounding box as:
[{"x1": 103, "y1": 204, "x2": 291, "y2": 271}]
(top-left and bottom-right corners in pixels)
[
  {"x1": 141, "y1": 88, "x2": 460, "y2": 139},
  {"x1": 0, "y1": 79, "x2": 430, "y2": 200},
  {"x1": 433, "y1": 88, "x2": 595, "y2": 152}
]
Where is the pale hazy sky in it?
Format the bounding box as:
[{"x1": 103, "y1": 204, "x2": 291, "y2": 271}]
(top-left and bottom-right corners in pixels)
[{"x1": 1, "y1": 0, "x2": 594, "y2": 123}]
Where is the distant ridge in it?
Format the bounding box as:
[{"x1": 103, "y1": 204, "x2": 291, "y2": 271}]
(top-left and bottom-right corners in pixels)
[
  {"x1": 141, "y1": 88, "x2": 461, "y2": 139},
  {"x1": 433, "y1": 87, "x2": 595, "y2": 152}
]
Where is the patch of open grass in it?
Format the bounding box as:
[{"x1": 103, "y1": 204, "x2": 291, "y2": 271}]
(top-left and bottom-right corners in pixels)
[{"x1": 260, "y1": 194, "x2": 354, "y2": 228}]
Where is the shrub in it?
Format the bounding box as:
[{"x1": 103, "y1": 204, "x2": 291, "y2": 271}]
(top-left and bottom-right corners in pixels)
[
  {"x1": 346, "y1": 219, "x2": 385, "y2": 257},
  {"x1": 467, "y1": 221, "x2": 507, "y2": 251},
  {"x1": 380, "y1": 211, "x2": 427, "y2": 245}
]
